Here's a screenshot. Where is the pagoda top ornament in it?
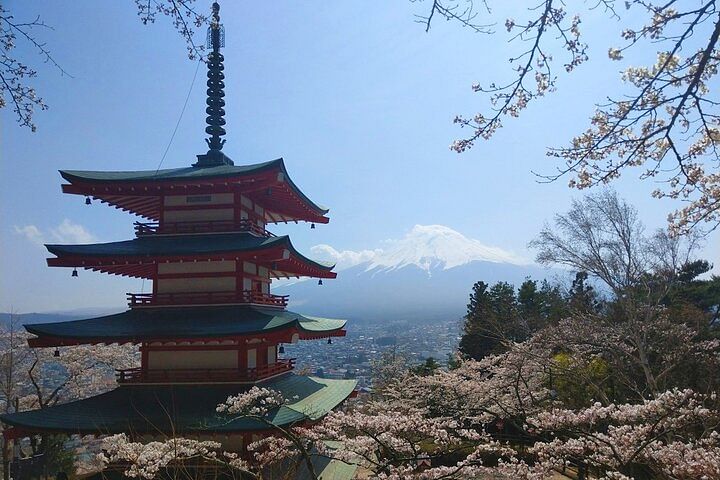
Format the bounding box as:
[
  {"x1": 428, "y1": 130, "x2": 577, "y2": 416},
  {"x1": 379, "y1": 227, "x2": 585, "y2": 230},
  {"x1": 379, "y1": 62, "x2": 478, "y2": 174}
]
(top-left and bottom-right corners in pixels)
[{"x1": 194, "y1": 1, "x2": 234, "y2": 167}]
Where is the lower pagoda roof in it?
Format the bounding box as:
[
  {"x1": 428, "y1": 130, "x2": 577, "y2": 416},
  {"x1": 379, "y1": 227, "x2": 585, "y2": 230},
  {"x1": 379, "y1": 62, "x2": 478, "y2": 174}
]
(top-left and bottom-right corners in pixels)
[
  {"x1": 0, "y1": 375, "x2": 357, "y2": 436},
  {"x1": 45, "y1": 232, "x2": 336, "y2": 279},
  {"x1": 25, "y1": 306, "x2": 347, "y2": 347}
]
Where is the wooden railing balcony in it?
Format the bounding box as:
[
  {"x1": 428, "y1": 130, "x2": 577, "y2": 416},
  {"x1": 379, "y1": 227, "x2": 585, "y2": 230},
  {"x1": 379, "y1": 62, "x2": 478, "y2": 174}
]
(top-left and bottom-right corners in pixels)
[
  {"x1": 116, "y1": 359, "x2": 296, "y2": 384},
  {"x1": 127, "y1": 291, "x2": 289, "y2": 308},
  {"x1": 134, "y1": 219, "x2": 274, "y2": 237}
]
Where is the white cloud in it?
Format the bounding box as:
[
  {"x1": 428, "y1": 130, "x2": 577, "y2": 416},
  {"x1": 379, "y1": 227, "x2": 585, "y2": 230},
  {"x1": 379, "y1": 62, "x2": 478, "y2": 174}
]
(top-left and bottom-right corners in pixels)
[
  {"x1": 13, "y1": 225, "x2": 45, "y2": 246},
  {"x1": 13, "y1": 219, "x2": 96, "y2": 246},
  {"x1": 50, "y1": 219, "x2": 96, "y2": 243},
  {"x1": 310, "y1": 244, "x2": 382, "y2": 271}
]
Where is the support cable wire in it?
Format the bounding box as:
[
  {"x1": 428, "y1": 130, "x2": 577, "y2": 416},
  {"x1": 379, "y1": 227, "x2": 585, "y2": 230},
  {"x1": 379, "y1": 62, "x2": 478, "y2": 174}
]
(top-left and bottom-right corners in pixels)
[{"x1": 155, "y1": 58, "x2": 203, "y2": 174}]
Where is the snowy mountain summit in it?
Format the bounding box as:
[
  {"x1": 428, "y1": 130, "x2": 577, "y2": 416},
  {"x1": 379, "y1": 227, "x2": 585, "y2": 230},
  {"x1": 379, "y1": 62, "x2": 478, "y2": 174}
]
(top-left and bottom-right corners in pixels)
[
  {"x1": 285, "y1": 225, "x2": 541, "y2": 320},
  {"x1": 312, "y1": 224, "x2": 526, "y2": 275},
  {"x1": 366, "y1": 225, "x2": 526, "y2": 273}
]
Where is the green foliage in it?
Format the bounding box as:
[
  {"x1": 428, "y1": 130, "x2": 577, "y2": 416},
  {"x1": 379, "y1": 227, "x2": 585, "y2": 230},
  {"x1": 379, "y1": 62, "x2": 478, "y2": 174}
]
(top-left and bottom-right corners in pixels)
[
  {"x1": 460, "y1": 276, "x2": 578, "y2": 360},
  {"x1": 459, "y1": 281, "x2": 508, "y2": 360},
  {"x1": 459, "y1": 255, "x2": 719, "y2": 403},
  {"x1": 551, "y1": 353, "x2": 611, "y2": 408},
  {"x1": 663, "y1": 260, "x2": 720, "y2": 332},
  {"x1": 567, "y1": 272, "x2": 601, "y2": 314},
  {"x1": 45, "y1": 435, "x2": 76, "y2": 478},
  {"x1": 411, "y1": 357, "x2": 440, "y2": 376},
  {"x1": 446, "y1": 353, "x2": 461, "y2": 370}
]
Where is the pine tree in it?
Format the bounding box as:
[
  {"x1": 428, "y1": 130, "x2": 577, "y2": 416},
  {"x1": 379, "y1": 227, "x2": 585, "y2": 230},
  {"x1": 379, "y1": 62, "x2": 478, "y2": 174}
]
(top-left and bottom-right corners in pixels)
[
  {"x1": 459, "y1": 282, "x2": 496, "y2": 360},
  {"x1": 567, "y1": 271, "x2": 600, "y2": 314},
  {"x1": 411, "y1": 357, "x2": 440, "y2": 376},
  {"x1": 459, "y1": 281, "x2": 519, "y2": 360}
]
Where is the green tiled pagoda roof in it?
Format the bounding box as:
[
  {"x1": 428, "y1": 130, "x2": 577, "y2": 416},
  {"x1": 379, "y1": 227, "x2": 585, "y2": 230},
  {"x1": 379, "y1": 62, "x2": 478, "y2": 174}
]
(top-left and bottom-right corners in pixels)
[
  {"x1": 60, "y1": 158, "x2": 328, "y2": 214},
  {"x1": 46, "y1": 232, "x2": 334, "y2": 262},
  {"x1": 46, "y1": 232, "x2": 334, "y2": 271},
  {"x1": 47, "y1": 232, "x2": 278, "y2": 256},
  {"x1": 61, "y1": 161, "x2": 278, "y2": 182},
  {"x1": 25, "y1": 306, "x2": 347, "y2": 344},
  {"x1": 0, "y1": 375, "x2": 357, "y2": 434}
]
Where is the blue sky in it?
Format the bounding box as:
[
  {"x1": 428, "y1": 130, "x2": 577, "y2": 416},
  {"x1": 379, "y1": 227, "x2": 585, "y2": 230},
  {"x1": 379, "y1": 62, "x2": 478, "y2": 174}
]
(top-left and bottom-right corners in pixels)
[{"x1": 2, "y1": 1, "x2": 718, "y2": 312}]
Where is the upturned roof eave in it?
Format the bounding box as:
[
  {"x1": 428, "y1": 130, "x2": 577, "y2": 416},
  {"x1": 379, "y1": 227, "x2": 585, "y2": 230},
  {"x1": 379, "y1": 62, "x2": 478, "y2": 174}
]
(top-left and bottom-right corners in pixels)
[
  {"x1": 59, "y1": 157, "x2": 330, "y2": 217},
  {"x1": 43, "y1": 233, "x2": 336, "y2": 275},
  {"x1": 58, "y1": 158, "x2": 283, "y2": 184},
  {"x1": 23, "y1": 306, "x2": 347, "y2": 347}
]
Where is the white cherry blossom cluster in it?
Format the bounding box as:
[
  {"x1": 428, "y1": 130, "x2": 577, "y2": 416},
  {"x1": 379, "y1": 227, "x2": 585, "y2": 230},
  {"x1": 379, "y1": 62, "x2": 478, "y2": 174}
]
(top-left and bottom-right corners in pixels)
[
  {"x1": 549, "y1": 3, "x2": 720, "y2": 235},
  {"x1": 528, "y1": 389, "x2": 720, "y2": 478},
  {"x1": 246, "y1": 434, "x2": 298, "y2": 466},
  {"x1": 216, "y1": 386, "x2": 287, "y2": 416},
  {"x1": 99, "y1": 434, "x2": 223, "y2": 479},
  {"x1": 531, "y1": 389, "x2": 717, "y2": 430}
]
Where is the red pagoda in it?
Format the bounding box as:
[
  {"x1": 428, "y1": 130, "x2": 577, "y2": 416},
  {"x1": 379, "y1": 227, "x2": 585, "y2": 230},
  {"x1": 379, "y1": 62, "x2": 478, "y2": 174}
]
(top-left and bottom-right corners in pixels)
[{"x1": 1, "y1": 1, "x2": 355, "y2": 457}]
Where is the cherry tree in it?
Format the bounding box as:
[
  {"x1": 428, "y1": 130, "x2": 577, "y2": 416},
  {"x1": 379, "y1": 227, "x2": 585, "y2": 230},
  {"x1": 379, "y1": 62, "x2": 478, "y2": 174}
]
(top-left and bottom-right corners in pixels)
[
  {"x1": 530, "y1": 389, "x2": 720, "y2": 479},
  {"x1": 306, "y1": 335, "x2": 719, "y2": 479},
  {"x1": 96, "y1": 327, "x2": 720, "y2": 479},
  {"x1": 423, "y1": 0, "x2": 720, "y2": 234},
  {"x1": 24, "y1": 342, "x2": 138, "y2": 410},
  {"x1": 0, "y1": 1, "x2": 205, "y2": 132},
  {"x1": 132, "y1": 0, "x2": 207, "y2": 60},
  {"x1": 0, "y1": 322, "x2": 138, "y2": 478},
  {"x1": 99, "y1": 434, "x2": 242, "y2": 480},
  {"x1": 0, "y1": 323, "x2": 138, "y2": 412},
  {"x1": 0, "y1": 316, "x2": 32, "y2": 415},
  {"x1": 0, "y1": 5, "x2": 59, "y2": 131}
]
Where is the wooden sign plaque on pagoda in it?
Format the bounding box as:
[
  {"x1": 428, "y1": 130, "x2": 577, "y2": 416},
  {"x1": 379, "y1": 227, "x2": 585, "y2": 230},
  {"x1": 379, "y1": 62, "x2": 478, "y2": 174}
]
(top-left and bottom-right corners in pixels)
[{"x1": 1, "y1": 0, "x2": 356, "y2": 465}]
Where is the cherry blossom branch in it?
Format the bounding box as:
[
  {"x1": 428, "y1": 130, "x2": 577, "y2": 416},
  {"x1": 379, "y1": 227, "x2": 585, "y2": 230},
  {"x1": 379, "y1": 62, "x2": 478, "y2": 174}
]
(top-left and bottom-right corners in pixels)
[
  {"x1": 450, "y1": 0, "x2": 587, "y2": 152},
  {"x1": 133, "y1": 0, "x2": 208, "y2": 60},
  {"x1": 415, "y1": 0, "x2": 493, "y2": 33}
]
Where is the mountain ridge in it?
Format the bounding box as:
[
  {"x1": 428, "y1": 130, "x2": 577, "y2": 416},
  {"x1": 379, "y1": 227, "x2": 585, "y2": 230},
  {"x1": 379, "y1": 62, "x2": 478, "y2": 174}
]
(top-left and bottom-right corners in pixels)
[
  {"x1": 311, "y1": 224, "x2": 527, "y2": 275},
  {"x1": 278, "y1": 258, "x2": 557, "y2": 322},
  {"x1": 277, "y1": 225, "x2": 560, "y2": 322}
]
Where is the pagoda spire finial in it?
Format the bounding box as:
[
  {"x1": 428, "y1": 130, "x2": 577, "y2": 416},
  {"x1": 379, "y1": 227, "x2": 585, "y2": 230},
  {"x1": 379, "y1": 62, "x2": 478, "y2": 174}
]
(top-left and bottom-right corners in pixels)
[{"x1": 194, "y1": 1, "x2": 233, "y2": 167}]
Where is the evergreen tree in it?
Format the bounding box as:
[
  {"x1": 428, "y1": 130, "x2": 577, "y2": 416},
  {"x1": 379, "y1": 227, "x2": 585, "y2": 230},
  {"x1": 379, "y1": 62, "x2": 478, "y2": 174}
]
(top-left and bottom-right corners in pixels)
[
  {"x1": 518, "y1": 278, "x2": 567, "y2": 334},
  {"x1": 517, "y1": 278, "x2": 538, "y2": 308},
  {"x1": 663, "y1": 260, "x2": 720, "y2": 332},
  {"x1": 460, "y1": 277, "x2": 581, "y2": 361},
  {"x1": 567, "y1": 271, "x2": 601, "y2": 314},
  {"x1": 411, "y1": 357, "x2": 440, "y2": 376},
  {"x1": 459, "y1": 281, "x2": 519, "y2": 360},
  {"x1": 538, "y1": 279, "x2": 568, "y2": 322},
  {"x1": 460, "y1": 282, "x2": 496, "y2": 360},
  {"x1": 489, "y1": 282, "x2": 519, "y2": 339},
  {"x1": 446, "y1": 353, "x2": 461, "y2": 370}
]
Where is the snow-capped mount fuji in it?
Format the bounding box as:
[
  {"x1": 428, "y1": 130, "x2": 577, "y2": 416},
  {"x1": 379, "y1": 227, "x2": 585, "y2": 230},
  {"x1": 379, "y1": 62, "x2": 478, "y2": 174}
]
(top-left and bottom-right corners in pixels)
[
  {"x1": 277, "y1": 225, "x2": 554, "y2": 322},
  {"x1": 362, "y1": 225, "x2": 526, "y2": 274}
]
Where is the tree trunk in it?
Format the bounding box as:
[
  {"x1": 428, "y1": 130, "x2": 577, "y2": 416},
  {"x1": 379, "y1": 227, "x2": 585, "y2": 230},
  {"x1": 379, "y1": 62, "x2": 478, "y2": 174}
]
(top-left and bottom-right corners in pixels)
[{"x1": 2, "y1": 435, "x2": 11, "y2": 480}]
